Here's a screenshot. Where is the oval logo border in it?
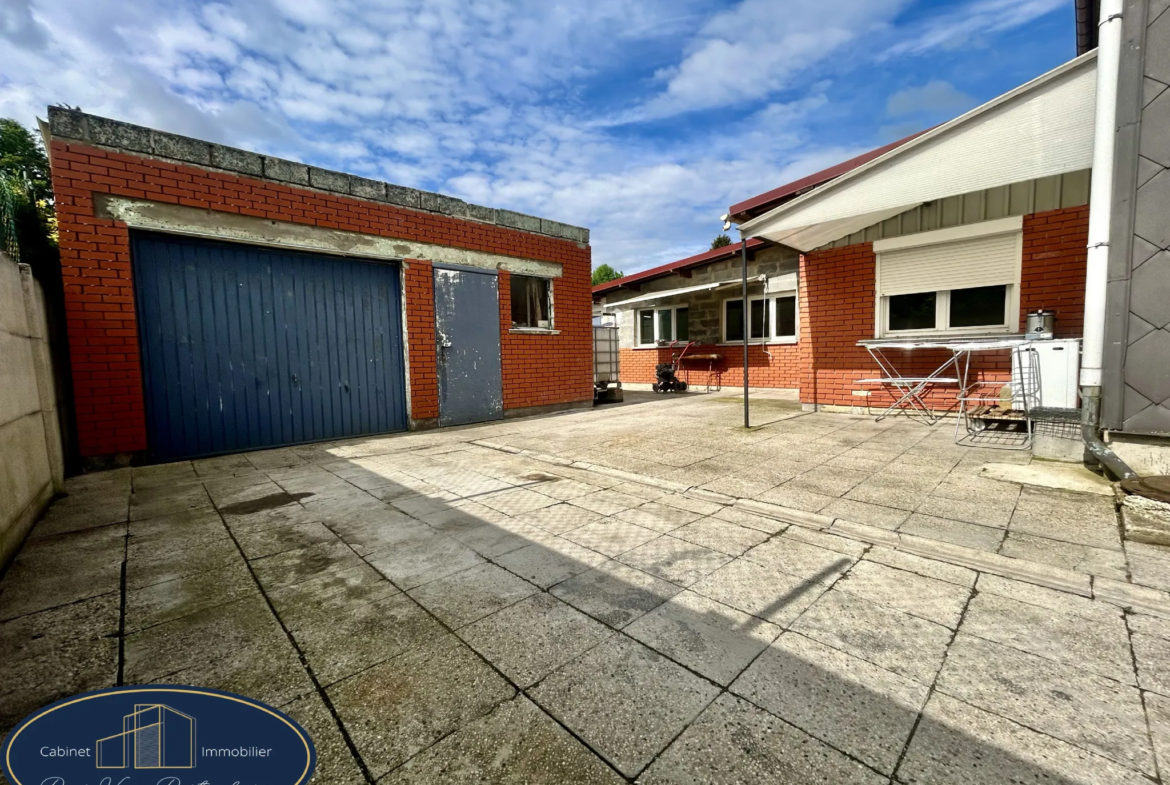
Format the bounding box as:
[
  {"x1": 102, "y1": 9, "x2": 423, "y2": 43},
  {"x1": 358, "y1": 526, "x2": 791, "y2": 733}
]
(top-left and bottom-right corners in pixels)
[{"x1": 2, "y1": 685, "x2": 316, "y2": 785}]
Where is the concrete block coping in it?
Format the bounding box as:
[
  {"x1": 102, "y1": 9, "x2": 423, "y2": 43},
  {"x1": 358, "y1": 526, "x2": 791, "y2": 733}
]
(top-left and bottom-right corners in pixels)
[
  {"x1": 469, "y1": 438, "x2": 1170, "y2": 620},
  {"x1": 45, "y1": 107, "x2": 590, "y2": 245}
]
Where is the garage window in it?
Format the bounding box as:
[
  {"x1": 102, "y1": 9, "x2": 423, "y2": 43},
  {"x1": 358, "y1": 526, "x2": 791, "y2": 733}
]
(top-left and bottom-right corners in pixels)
[
  {"x1": 511, "y1": 275, "x2": 552, "y2": 328},
  {"x1": 875, "y1": 218, "x2": 1022, "y2": 338}
]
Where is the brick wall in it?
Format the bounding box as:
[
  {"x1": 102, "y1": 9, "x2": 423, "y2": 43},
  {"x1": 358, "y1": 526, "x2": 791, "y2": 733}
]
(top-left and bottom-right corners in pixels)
[
  {"x1": 404, "y1": 259, "x2": 439, "y2": 421},
  {"x1": 50, "y1": 140, "x2": 592, "y2": 457},
  {"x1": 499, "y1": 270, "x2": 594, "y2": 411},
  {"x1": 1020, "y1": 205, "x2": 1089, "y2": 338},
  {"x1": 800, "y1": 205, "x2": 1089, "y2": 409},
  {"x1": 620, "y1": 344, "x2": 801, "y2": 389}
]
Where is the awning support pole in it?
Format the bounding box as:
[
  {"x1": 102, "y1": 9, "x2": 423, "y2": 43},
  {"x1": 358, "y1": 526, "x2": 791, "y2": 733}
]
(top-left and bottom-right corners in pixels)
[{"x1": 741, "y1": 237, "x2": 749, "y2": 429}]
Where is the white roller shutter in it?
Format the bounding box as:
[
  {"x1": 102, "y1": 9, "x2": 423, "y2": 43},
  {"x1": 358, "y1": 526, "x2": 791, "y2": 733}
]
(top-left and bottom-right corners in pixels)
[{"x1": 877, "y1": 231, "x2": 1021, "y2": 297}]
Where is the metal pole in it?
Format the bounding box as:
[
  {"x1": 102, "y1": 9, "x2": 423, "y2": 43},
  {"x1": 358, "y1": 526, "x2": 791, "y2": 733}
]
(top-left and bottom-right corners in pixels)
[{"x1": 741, "y1": 237, "x2": 749, "y2": 428}]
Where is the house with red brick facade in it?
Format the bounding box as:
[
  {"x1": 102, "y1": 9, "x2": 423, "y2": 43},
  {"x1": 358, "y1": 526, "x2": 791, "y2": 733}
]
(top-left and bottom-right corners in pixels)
[
  {"x1": 44, "y1": 108, "x2": 593, "y2": 466},
  {"x1": 595, "y1": 50, "x2": 1097, "y2": 422}
]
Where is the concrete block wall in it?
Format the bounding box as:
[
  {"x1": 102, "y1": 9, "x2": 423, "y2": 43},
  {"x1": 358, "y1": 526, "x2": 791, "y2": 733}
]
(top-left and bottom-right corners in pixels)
[
  {"x1": 47, "y1": 110, "x2": 593, "y2": 457},
  {"x1": 0, "y1": 252, "x2": 64, "y2": 568}
]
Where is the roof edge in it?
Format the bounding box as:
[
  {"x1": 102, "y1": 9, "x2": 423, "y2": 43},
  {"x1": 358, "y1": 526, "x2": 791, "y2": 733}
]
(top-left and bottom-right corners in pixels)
[
  {"x1": 738, "y1": 49, "x2": 1099, "y2": 237},
  {"x1": 592, "y1": 238, "x2": 767, "y2": 296},
  {"x1": 45, "y1": 107, "x2": 590, "y2": 245}
]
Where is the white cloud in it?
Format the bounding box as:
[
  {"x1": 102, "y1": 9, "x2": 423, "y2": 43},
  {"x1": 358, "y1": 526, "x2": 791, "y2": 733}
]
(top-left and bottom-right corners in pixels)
[
  {"x1": 886, "y1": 80, "x2": 974, "y2": 117},
  {"x1": 0, "y1": 0, "x2": 1070, "y2": 273},
  {"x1": 882, "y1": 0, "x2": 1067, "y2": 58}
]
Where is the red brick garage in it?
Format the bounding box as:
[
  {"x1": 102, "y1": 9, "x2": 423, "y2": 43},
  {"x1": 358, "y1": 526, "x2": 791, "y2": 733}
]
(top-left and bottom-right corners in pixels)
[{"x1": 45, "y1": 108, "x2": 593, "y2": 464}]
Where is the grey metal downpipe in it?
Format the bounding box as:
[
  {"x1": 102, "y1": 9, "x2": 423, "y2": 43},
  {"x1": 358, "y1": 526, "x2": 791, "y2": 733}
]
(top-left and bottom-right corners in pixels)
[{"x1": 1081, "y1": 387, "x2": 1137, "y2": 480}]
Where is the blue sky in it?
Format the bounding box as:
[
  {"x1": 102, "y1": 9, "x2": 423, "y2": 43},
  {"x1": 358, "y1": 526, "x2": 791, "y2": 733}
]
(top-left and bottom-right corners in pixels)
[{"x1": 0, "y1": 0, "x2": 1074, "y2": 273}]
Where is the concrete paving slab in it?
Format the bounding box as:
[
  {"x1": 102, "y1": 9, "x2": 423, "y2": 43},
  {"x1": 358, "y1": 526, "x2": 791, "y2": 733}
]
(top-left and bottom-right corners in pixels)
[
  {"x1": 898, "y1": 692, "x2": 1150, "y2": 785},
  {"x1": 669, "y1": 517, "x2": 769, "y2": 557},
  {"x1": 899, "y1": 512, "x2": 1005, "y2": 552},
  {"x1": 0, "y1": 524, "x2": 125, "y2": 619},
  {"x1": 937, "y1": 633, "x2": 1154, "y2": 774},
  {"x1": 614, "y1": 502, "x2": 703, "y2": 533},
  {"x1": 1000, "y1": 531, "x2": 1130, "y2": 581},
  {"x1": 365, "y1": 531, "x2": 485, "y2": 589},
  {"x1": 327, "y1": 634, "x2": 515, "y2": 780},
  {"x1": 571, "y1": 489, "x2": 647, "y2": 516},
  {"x1": 731, "y1": 631, "x2": 926, "y2": 775},
  {"x1": 512, "y1": 502, "x2": 601, "y2": 535},
  {"x1": 1131, "y1": 630, "x2": 1170, "y2": 697},
  {"x1": 382, "y1": 696, "x2": 621, "y2": 784},
  {"x1": 915, "y1": 494, "x2": 1017, "y2": 527},
  {"x1": 791, "y1": 589, "x2": 952, "y2": 685},
  {"x1": 251, "y1": 541, "x2": 366, "y2": 592},
  {"x1": 711, "y1": 505, "x2": 788, "y2": 534},
  {"x1": 1126, "y1": 541, "x2": 1170, "y2": 593},
  {"x1": 280, "y1": 692, "x2": 367, "y2": 785},
  {"x1": 626, "y1": 590, "x2": 780, "y2": 685},
  {"x1": 617, "y1": 535, "x2": 732, "y2": 587},
  {"x1": 0, "y1": 593, "x2": 119, "y2": 736},
  {"x1": 550, "y1": 560, "x2": 681, "y2": 629},
  {"x1": 961, "y1": 590, "x2": 1134, "y2": 685},
  {"x1": 124, "y1": 594, "x2": 313, "y2": 708},
  {"x1": 783, "y1": 526, "x2": 869, "y2": 557},
  {"x1": 740, "y1": 536, "x2": 855, "y2": 584},
  {"x1": 822, "y1": 498, "x2": 911, "y2": 529},
  {"x1": 125, "y1": 558, "x2": 257, "y2": 633},
  {"x1": 494, "y1": 539, "x2": 609, "y2": 588},
  {"x1": 562, "y1": 518, "x2": 660, "y2": 557},
  {"x1": 755, "y1": 484, "x2": 837, "y2": 513},
  {"x1": 640, "y1": 692, "x2": 885, "y2": 785},
  {"x1": 460, "y1": 593, "x2": 613, "y2": 687},
  {"x1": 1149, "y1": 692, "x2": 1170, "y2": 782},
  {"x1": 836, "y1": 560, "x2": 970, "y2": 628},
  {"x1": 1009, "y1": 487, "x2": 1122, "y2": 550},
  {"x1": 408, "y1": 562, "x2": 537, "y2": 629},
  {"x1": 479, "y1": 487, "x2": 559, "y2": 516},
  {"x1": 864, "y1": 545, "x2": 977, "y2": 587},
  {"x1": 689, "y1": 557, "x2": 831, "y2": 627},
  {"x1": 528, "y1": 635, "x2": 720, "y2": 778},
  {"x1": 291, "y1": 590, "x2": 446, "y2": 685}
]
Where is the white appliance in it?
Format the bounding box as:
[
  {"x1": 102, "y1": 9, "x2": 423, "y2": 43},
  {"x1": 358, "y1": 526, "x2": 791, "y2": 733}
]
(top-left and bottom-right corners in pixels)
[{"x1": 1013, "y1": 338, "x2": 1080, "y2": 409}]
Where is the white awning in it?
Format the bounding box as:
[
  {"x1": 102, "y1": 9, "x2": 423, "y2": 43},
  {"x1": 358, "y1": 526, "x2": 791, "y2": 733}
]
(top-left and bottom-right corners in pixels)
[
  {"x1": 602, "y1": 276, "x2": 764, "y2": 309},
  {"x1": 739, "y1": 51, "x2": 1097, "y2": 251}
]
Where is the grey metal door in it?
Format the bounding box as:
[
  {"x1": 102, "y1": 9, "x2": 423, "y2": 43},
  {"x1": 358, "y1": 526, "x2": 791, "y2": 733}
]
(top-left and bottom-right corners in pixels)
[
  {"x1": 132, "y1": 232, "x2": 407, "y2": 461},
  {"x1": 433, "y1": 265, "x2": 504, "y2": 426}
]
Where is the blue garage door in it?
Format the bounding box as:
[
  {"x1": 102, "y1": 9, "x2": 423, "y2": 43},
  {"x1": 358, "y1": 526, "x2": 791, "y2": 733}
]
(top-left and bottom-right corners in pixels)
[{"x1": 132, "y1": 232, "x2": 407, "y2": 461}]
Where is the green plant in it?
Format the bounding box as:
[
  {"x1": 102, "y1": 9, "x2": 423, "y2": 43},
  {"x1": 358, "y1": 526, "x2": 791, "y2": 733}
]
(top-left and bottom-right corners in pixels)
[
  {"x1": 592, "y1": 263, "x2": 624, "y2": 286},
  {"x1": 710, "y1": 234, "x2": 731, "y2": 249}
]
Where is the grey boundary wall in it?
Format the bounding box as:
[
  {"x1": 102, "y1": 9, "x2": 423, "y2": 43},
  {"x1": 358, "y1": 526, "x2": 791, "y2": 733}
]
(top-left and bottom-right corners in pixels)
[
  {"x1": 46, "y1": 107, "x2": 589, "y2": 245},
  {"x1": 0, "y1": 251, "x2": 64, "y2": 570}
]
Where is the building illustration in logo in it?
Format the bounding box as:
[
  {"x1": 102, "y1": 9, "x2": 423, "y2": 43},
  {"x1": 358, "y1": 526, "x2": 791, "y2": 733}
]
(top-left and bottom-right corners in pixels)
[{"x1": 96, "y1": 704, "x2": 196, "y2": 769}]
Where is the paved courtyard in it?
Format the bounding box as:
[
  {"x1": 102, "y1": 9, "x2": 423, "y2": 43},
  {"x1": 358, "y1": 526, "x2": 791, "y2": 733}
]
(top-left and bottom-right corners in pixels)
[{"x1": 3, "y1": 391, "x2": 1170, "y2": 783}]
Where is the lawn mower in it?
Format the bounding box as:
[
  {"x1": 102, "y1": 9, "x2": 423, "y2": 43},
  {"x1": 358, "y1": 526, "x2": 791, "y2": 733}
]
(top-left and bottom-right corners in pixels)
[{"x1": 652, "y1": 340, "x2": 694, "y2": 393}]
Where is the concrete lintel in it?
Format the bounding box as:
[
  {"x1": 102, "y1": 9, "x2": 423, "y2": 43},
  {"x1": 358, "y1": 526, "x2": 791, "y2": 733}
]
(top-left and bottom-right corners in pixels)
[{"x1": 94, "y1": 195, "x2": 564, "y2": 278}]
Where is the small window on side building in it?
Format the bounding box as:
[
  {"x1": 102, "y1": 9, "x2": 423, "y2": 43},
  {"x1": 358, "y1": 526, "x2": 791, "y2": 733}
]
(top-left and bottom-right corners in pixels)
[{"x1": 511, "y1": 275, "x2": 552, "y2": 329}]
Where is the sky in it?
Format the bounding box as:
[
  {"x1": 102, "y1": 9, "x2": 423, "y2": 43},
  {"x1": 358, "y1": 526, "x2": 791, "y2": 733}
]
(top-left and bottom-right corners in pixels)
[{"x1": 0, "y1": 0, "x2": 1075, "y2": 274}]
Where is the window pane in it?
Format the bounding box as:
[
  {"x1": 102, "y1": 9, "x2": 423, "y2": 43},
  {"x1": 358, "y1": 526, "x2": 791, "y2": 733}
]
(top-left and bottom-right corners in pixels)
[
  {"x1": 888, "y1": 292, "x2": 936, "y2": 331},
  {"x1": 949, "y1": 285, "x2": 1007, "y2": 328},
  {"x1": 776, "y1": 296, "x2": 796, "y2": 337},
  {"x1": 510, "y1": 275, "x2": 528, "y2": 325},
  {"x1": 725, "y1": 300, "x2": 744, "y2": 342},
  {"x1": 750, "y1": 299, "x2": 769, "y2": 339},
  {"x1": 639, "y1": 310, "x2": 655, "y2": 344},
  {"x1": 658, "y1": 309, "x2": 673, "y2": 342},
  {"x1": 676, "y1": 308, "x2": 689, "y2": 341},
  {"x1": 510, "y1": 275, "x2": 551, "y2": 327}
]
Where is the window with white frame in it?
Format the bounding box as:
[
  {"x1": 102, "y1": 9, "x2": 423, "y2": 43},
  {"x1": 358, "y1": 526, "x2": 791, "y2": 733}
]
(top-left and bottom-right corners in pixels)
[
  {"x1": 637, "y1": 306, "x2": 689, "y2": 345},
  {"x1": 723, "y1": 293, "x2": 797, "y2": 343},
  {"x1": 875, "y1": 217, "x2": 1022, "y2": 338}
]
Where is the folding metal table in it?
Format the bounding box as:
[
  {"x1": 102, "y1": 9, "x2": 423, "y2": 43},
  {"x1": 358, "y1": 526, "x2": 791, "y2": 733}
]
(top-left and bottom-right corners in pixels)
[{"x1": 856, "y1": 337, "x2": 1030, "y2": 425}]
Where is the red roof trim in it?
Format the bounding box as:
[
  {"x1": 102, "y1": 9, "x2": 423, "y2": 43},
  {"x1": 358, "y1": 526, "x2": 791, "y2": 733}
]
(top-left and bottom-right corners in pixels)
[
  {"x1": 728, "y1": 128, "x2": 931, "y2": 219},
  {"x1": 592, "y1": 238, "x2": 768, "y2": 296}
]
